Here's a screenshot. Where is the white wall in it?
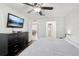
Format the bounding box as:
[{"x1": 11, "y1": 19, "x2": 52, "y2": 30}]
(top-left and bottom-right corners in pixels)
[
  {"x1": 0, "y1": 4, "x2": 29, "y2": 33},
  {"x1": 28, "y1": 17, "x2": 65, "y2": 41},
  {"x1": 0, "y1": 4, "x2": 66, "y2": 41},
  {"x1": 65, "y1": 7, "x2": 79, "y2": 44}
]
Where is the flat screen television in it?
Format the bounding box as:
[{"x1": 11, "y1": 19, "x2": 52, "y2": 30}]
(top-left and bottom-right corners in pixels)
[{"x1": 7, "y1": 13, "x2": 24, "y2": 28}]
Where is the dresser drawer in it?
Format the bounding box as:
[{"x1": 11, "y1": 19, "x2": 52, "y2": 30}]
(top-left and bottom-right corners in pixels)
[
  {"x1": 8, "y1": 44, "x2": 20, "y2": 50},
  {"x1": 8, "y1": 44, "x2": 21, "y2": 55},
  {"x1": 8, "y1": 48, "x2": 20, "y2": 55}
]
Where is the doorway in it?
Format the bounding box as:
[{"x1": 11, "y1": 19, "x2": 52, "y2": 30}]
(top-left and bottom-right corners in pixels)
[
  {"x1": 46, "y1": 21, "x2": 56, "y2": 39},
  {"x1": 31, "y1": 22, "x2": 38, "y2": 40}
]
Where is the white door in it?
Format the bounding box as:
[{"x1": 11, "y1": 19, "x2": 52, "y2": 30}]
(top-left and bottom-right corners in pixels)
[
  {"x1": 46, "y1": 21, "x2": 56, "y2": 39},
  {"x1": 32, "y1": 22, "x2": 38, "y2": 40}
]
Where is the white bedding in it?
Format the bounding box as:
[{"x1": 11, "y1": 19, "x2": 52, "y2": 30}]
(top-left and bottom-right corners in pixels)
[{"x1": 19, "y1": 38, "x2": 79, "y2": 56}]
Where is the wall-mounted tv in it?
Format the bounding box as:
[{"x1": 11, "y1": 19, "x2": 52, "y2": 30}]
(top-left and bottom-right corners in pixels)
[{"x1": 7, "y1": 13, "x2": 24, "y2": 28}]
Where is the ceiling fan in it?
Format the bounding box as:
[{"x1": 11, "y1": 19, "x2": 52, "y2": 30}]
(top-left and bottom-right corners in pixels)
[{"x1": 23, "y1": 3, "x2": 53, "y2": 16}]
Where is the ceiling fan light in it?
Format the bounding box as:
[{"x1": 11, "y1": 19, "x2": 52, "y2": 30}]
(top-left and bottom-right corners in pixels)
[{"x1": 34, "y1": 7, "x2": 41, "y2": 12}]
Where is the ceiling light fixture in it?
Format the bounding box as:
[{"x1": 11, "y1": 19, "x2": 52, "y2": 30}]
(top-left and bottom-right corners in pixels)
[{"x1": 34, "y1": 7, "x2": 41, "y2": 12}]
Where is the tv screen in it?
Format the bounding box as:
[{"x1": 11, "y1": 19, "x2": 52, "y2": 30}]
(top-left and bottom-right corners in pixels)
[{"x1": 7, "y1": 13, "x2": 24, "y2": 28}]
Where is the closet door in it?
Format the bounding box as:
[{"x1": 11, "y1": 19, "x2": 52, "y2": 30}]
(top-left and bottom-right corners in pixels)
[{"x1": 46, "y1": 21, "x2": 56, "y2": 39}]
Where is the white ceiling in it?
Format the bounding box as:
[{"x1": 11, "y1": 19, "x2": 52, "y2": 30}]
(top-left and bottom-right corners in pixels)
[{"x1": 3, "y1": 3, "x2": 79, "y2": 18}]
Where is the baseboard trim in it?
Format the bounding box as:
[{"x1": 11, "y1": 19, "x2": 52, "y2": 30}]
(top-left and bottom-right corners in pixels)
[{"x1": 65, "y1": 37, "x2": 79, "y2": 49}]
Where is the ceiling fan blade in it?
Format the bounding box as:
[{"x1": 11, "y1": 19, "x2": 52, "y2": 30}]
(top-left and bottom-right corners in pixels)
[
  {"x1": 39, "y1": 11, "x2": 44, "y2": 16},
  {"x1": 34, "y1": 3, "x2": 38, "y2": 6},
  {"x1": 27, "y1": 9, "x2": 34, "y2": 13},
  {"x1": 23, "y1": 3, "x2": 34, "y2": 7},
  {"x1": 41, "y1": 7, "x2": 53, "y2": 10}
]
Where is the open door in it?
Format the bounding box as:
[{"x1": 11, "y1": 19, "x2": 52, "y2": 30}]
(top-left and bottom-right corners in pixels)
[
  {"x1": 32, "y1": 22, "x2": 38, "y2": 40},
  {"x1": 46, "y1": 21, "x2": 56, "y2": 39}
]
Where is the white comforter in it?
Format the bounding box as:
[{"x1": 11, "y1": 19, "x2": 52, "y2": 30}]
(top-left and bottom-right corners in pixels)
[{"x1": 19, "y1": 38, "x2": 79, "y2": 56}]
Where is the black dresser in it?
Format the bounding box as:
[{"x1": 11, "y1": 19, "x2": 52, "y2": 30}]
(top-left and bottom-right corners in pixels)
[
  {"x1": 0, "y1": 34, "x2": 8, "y2": 56},
  {"x1": 8, "y1": 32, "x2": 28, "y2": 56}
]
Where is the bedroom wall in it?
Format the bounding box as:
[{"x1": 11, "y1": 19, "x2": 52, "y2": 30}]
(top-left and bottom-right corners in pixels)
[
  {"x1": 65, "y1": 7, "x2": 79, "y2": 44},
  {"x1": 28, "y1": 16, "x2": 65, "y2": 41},
  {"x1": 0, "y1": 4, "x2": 65, "y2": 41},
  {"x1": 0, "y1": 4, "x2": 29, "y2": 33},
  {"x1": 37, "y1": 17, "x2": 65, "y2": 39}
]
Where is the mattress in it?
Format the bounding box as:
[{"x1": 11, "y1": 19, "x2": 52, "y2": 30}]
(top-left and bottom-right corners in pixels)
[{"x1": 19, "y1": 38, "x2": 79, "y2": 56}]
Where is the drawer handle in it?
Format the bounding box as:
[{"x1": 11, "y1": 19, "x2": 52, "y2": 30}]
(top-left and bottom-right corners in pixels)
[
  {"x1": 14, "y1": 45, "x2": 18, "y2": 47},
  {"x1": 14, "y1": 49, "x2": 19, "y2": 52},
  {"x1": 24, "y1": 44, "x2": 26, "y2": 46}
]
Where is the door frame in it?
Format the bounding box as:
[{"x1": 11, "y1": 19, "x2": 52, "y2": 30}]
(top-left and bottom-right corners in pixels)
[
  {"x1": 31, "y1": 21, "x2": 39, "y2": 40},
  {"x1": 46, "y1": 21, "x2": 56, "y2": 39}
]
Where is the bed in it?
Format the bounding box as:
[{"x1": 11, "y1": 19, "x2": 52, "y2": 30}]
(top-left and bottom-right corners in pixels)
[{"x1": 19, "y1": 38, "x2": 79, "y2": 56}]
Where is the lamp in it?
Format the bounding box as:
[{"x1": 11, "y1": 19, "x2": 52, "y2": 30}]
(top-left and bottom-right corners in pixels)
[
  {"x1": 66, "y1": 29, "x2": 72, "y2": 37},
  {"x1": 67, "y1": 30, "x2": 71, "y2": 35}
]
